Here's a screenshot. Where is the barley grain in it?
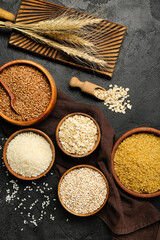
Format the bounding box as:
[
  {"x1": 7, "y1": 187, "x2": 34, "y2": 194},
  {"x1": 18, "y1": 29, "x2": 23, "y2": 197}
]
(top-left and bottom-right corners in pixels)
[{"x1": 59, "y1": 167, "x2": 107, "y2": 214}]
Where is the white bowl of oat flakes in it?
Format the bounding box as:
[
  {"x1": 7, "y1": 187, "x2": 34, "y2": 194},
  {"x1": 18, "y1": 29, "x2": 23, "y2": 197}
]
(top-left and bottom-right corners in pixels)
[{"x1": 56, "y1": 113, "x2": 101, "y2": 157}]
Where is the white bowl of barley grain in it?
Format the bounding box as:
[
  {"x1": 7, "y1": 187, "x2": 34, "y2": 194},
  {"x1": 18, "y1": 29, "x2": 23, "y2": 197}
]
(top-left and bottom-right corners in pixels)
[
  {"x1": 56, "y1": 113, "x2": 101, "y2": 157},
  {"x1": 58, "y1": 165, "x2": 109, "y2": 216}
]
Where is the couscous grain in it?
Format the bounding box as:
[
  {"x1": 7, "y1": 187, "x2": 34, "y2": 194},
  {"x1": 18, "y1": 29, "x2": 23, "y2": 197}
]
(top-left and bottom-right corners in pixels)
[{"x1": 114, "y1": 133, "x2": 160, "y2": 193}]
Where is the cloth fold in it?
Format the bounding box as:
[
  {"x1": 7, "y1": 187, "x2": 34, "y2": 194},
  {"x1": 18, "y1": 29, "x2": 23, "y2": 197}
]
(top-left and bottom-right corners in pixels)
[{"x1": 1, "y1": 89, "x2": 160, "y2": 240}]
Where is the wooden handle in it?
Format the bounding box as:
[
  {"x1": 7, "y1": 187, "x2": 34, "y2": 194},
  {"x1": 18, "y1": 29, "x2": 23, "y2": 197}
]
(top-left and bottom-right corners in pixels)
[
  {"x1": 0, "y1": 78, "x2": 20, "y2": 115},
  {"x1": 0, "y1": 78, "x2": 15, "y2": 103},
  {"x1": 70, "y1": 77, "x2": 84, "y2": 89},
  {"x1": 70, "y1": 76, "x2": 105, "y2": 100},
  {"x1": 0, "y1": 8, "x2": 15, "y2": 22}
]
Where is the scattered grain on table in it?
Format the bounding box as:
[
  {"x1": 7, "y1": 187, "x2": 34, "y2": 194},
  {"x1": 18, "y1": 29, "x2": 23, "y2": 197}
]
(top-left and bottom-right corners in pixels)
[
  {"x1": 4, "y1": 178, "x2": 57, "y2": 229},
  {"x1": 114, "y1": 133, "x2": 160, "y2": 193},
  {"x1": 0, "y1": 137, "x2": 71, "y2": 230},
  {"x1": 94, "y1": 85, "x2": 132, "y2": 114}
]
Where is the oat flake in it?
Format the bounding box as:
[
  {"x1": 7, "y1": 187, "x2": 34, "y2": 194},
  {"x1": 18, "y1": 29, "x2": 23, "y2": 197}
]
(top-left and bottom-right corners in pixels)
[{"x1": 94, "y1": 85, "x2": 132, "y2": 114}]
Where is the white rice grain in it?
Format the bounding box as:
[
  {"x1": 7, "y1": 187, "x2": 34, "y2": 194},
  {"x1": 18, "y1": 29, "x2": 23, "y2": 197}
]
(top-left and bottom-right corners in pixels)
[{"x1": 6, "y1": 132, "x2": 52, "y2": 177}]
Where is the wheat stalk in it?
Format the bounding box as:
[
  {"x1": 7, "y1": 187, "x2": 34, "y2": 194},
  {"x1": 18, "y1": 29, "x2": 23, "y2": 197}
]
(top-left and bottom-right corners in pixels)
[
  {"x1": 46, "y1": 32, "x2": 94, "y2": 47},
  {"x1": 0, "y1": 13, "x2": 108, "y2": 69},
  {"x1": 0, "y1": 20, "x2": 93, "y2": 47},
  {"x1": 19, "y1": 28, "x2": 107, "y2": 67},
  {"x1": 16, "y1": 16, "x2": 102, "y2": 32},
  {"x1": 0, "y1": 21, "x2": 5, "y2": 28}
]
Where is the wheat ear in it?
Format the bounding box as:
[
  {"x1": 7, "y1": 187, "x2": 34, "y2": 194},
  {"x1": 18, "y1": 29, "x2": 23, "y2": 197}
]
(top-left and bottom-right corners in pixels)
[
  {"x1": 0, "y1": 21, "x2": 93, "y2": 48},
  {"x1": 15, "y1": 16, "x2": 103, "y2": 32},
  {"x1": 46, "y1": 32, "x2": 94, "y2": 47},
  {"x1": 0, "y1": 20, "x2": 108, "y2": 68},
  {"x1": 18, "y1": 28, "x2": 107, "y2": 67}
]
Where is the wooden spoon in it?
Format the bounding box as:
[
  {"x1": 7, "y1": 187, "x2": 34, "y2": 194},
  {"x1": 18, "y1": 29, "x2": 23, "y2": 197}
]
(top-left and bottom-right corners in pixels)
[
  {"x1": 70, "y1": 77, "x2": 106, "y2": 100},
  {"x1": 0, "y1": 78, "x2": 20, "y2": 115},
  {"x1": 0, "y1": 8, "x2": 15, "y2": 21}
]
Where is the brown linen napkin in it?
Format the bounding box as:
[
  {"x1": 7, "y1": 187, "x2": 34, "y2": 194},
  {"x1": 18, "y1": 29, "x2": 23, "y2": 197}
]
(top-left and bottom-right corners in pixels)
[{"x1": 1, "y1": 89, "x2": 160, "y2": 239}]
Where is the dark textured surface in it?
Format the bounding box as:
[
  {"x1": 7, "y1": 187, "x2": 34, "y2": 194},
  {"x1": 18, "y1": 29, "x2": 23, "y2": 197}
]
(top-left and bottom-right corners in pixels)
[{"x1": 0, "y1": 0, "x2": 160, "y2": 239}]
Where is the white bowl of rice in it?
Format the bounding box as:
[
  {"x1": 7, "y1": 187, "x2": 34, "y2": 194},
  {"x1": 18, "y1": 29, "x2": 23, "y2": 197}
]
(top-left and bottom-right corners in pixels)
[{"x1": 3, "y1": 128, "x2": 55, "y2": 180}]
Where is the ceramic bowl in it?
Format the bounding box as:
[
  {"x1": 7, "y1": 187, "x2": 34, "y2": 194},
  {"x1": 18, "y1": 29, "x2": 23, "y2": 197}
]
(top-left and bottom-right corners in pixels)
[
  {"x1": 3, "y1": 128, "x2": 55, "y2": 180},
  {"x1": 56, "y1": 112, "x2": 101, "y2": 158},
  {"x1": 111, "y1": 127, "x2": 160, "y2": 198},
  {"x1": 58, "y1": 164, "x2": 109, "y2": 216},
  {"x1": 0, "y1": 59, "x2": 57, "y2": 126}
]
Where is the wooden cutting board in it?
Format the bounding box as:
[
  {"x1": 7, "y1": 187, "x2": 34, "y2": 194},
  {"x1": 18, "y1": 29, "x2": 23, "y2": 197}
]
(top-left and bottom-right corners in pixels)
[{"x1": 9, "y1": 0, "x2": 127, "y2": 78}]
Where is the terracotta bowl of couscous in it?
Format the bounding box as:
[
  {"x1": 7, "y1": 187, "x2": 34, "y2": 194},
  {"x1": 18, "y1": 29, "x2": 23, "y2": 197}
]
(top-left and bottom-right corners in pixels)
[
  {"x1": 0, "y1": 59, "x2": 57, "y2": 126},
  {"x1": 111, "y1": 127, "x2": 160, "y2": 198},
  {"x1": 56, "y1": 112, "x2": 101, "y2": 158},
  {"x1": 3, "y1": 128, "x2": 55, "y2": 180}
]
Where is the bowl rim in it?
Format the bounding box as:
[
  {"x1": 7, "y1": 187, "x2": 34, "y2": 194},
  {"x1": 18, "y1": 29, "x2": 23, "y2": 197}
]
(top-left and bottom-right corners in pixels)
[
  {"x1": 58, "y1": 164, "x2": 109, "y2": 216},
  {"x1": 56, "y1": 112, "x2": 101, "y2": 158},
  {"x1": 3, "y1": 128, "x2": 55, "y2": 180},
  {"x1": 111, "y1": 127, "x2": 160, "y2": 198},
  {"x1": 0, "y1": 59, "x2": 57, "y2": 126}
]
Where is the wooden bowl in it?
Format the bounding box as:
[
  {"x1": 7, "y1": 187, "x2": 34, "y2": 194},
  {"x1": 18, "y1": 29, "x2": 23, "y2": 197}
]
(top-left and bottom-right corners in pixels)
[
  {"x1": 111, "y1": 127, "x2": 160, "y2": 198},
  {"x1": 56, "y1": 112, "x2": 101, "y2": 158},
  {"x1": 3, "y1": 128, "x2": 55, "y2": 180},
  {"x1": 58, "y1": 164, "x2": 109, "y2": 216},
  {"x1": 0, "y1": 59, "x2": 57, "y2": 126}
]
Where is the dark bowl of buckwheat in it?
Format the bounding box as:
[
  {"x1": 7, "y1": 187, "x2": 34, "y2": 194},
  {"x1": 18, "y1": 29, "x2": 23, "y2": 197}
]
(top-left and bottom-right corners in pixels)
[{"x1": 0, "y1": 59, "x2": 57, "y2": 126}]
